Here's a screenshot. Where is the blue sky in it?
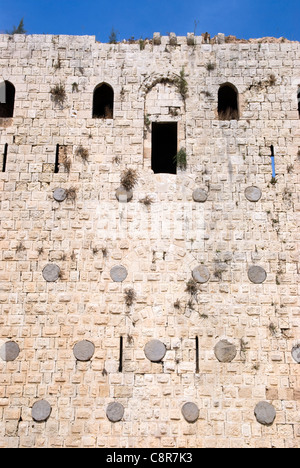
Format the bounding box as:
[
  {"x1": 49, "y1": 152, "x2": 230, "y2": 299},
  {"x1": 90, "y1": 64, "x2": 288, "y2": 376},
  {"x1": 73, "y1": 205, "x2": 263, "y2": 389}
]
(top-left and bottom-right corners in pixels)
[{"x1": 0, "y1": 0, "x2": 299, "y2": 42}]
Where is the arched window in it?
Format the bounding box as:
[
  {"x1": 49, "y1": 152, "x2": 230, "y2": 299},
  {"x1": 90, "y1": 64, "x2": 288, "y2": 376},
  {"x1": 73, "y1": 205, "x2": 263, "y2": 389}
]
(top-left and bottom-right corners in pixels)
[
  {"x1": 297, "y1": 86, "x2": 300, "y2": 117},
  {"x1": 0, "y1": 81, "x2": 15, "y2": 118},
  {"x1": 218, "y1": 83, "x2": 239, "y2": 120},
  {"x1": 92, "y1": 83, "x2": 114, "y2": 119}
]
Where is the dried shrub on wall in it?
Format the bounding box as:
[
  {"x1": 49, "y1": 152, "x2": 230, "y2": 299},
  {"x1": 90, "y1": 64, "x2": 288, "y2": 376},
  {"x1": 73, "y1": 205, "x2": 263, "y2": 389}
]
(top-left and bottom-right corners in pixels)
[
  {"x1": 121, "y1": 169, "x2": 139, "y2": 191},
  {"x1": 50, "y1": 83, "x2": 66, "y2": 105}
]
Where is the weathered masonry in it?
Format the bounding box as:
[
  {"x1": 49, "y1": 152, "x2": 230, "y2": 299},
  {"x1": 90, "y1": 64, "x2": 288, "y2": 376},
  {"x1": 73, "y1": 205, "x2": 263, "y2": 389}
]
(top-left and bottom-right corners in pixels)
[{"x1": 0, "y1": 32, "x2": 299, "y2": 448}]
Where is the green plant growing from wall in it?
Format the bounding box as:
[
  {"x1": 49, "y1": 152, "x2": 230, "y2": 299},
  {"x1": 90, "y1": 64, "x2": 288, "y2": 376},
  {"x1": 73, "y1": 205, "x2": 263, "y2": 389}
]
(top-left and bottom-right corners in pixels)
[
  {"x1": 7, "y1": 18, "x2": 26, "y2": 35},
  {"x1": 109, "y1": 28, "x2": 119, "y2": 44},
  {"x1": 174, "y1": 148, "x2": 187, "y2": 170},
  {"x1": 175, "y1": 67, "x2": 188, "y2": 101}
]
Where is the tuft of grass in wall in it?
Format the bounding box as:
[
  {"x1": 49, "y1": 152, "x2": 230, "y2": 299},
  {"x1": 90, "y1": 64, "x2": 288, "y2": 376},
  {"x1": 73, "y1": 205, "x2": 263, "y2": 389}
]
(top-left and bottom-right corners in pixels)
[
  {"x1": 108, "y1": 27, "x2": 119, "y2": 44},
  {"x1": 65, "y1": 187, "x2": 78, "y2": 201},
  {"x1": 16, "y1": 242, "x2": 26, "y2": 253},
  {"x1": 101, "y1": 247, "x2": 108, "y2": 258},
  {"x1": 37, "y1": 246, "x2": 44, "y2": 256},
  {"x1": 139, "y1": 39, "x2": 146, "y2": 50},
  {"x1": 72, "y1": 82, "x2": 79, "y2": 93},
  {"x1": 269, "y1": 322, "x2": 278, "y2": 337},
  {"x1": 124, "y1": 288, "x2": 137, "y2": 307},
  {"x1": 50, "y1": 83, "x2": 66, "y2": 105},
  {"x1": 175, "y1": 67, "x2": 188, "y2": 101},
  {"x1": 206, "y1": 62, "x2": 216, "y2": 71},
  {"x1": 185, "y1": 279, "x2": 198, "y2": 298},
  {"x1": 121, "y1": 168, "x2": 139, "y2": 191},
  {"x1": 62, "y1": 155, "x2": 72, "y2": 173},
  {"x1": 53, "y1": 56, "x2": 62, "y2": 70},
  {"x1": 270, "y1": 176, "x2": 277, "y2": 185},
  {"x1": 139, "y1": 195, "x2": 154, "y2": 207},
  {"x1": 75, "y1": 145, "x2": 89, "y2": 163},
  {"x1": 174, "y1": 148, "x2": 187, "y2": 170}
]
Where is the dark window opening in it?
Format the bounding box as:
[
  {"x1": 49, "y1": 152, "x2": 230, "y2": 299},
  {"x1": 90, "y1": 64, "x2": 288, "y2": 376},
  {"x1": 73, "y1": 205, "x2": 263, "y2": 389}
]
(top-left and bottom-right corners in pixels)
[
  {"x1": 0, "y1": 81, "x2": 15, "y2": 118},
  {"x1": 298, "y1": 87, "x2": 300, "y2": 117},
  {"x1": 151, "y1": 122, "x2": 178, "y2": 174},
  {"x1": 2, "y1": 144, "x2": 8, "y2": 172},
  {"x1": 54, "y1": 144, "x2": 60, "y2": 173},
  {"x1": 93, "y1": 83, "x2": 114, "y2": 119},
  {"x1": 218, "y1": 83, "x2": 239, "y2": 120},
  {"x1": 195, "y1": 336, "x2": 200, "y2": 374},
  {"x1": 119, "y1": 336, "x2": 123, "y2": 372}
]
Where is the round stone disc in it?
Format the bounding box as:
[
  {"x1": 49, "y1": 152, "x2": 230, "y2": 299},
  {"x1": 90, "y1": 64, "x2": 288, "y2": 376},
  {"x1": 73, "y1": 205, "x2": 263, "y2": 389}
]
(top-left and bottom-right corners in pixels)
[
  {"x1": 248, "y1": 265, "x2": 267, "y2": 284},
  {"x1": 291, "y1": 345, "x2": 300, "y2": 363},
  {"x1": 192, "y1": 265, "x2": 210, "y2": 284},
  {"x1": 32, "y1": 400, "x2": 52, "y2": 422},
  {"x1": 106, "y1": 402, "x2": 124, "y2": 423},
  {"x1": 144, "y1": 339, "x2": 166, "y2": 363},
  {"x1": 42, "y1": 264, "x2": 61, "y2": 282},
  {"x1": 245, "y1": 186, "x2": 262, "y2": 202},
  {"x1": 73, "y1": 340, "x2": 95, "y2": 361},
  {"x1": 110, "y1": 265, "x2": 128, "y2": 282},
  {"x1": 181, "y1": 402, "x2": 199, "y2": 423},
  {"x1": 0, "y1": 341, "x2": 20, "y2": 362},
  {"x1": 254, "y1": 401, "x2": 276, "y2": 426},
  {"x1": 53, "y1": 188, "x2": 67, "y2": 202},
  {"x1": 214, "y1": 340, "x2": 237, "y2": 363},
  {"x1": 116, "y1": 186, "x2": 133, "y2": 203},
  {"x1": 192, "y1": 188, "x2": 208, "y2": 203}
]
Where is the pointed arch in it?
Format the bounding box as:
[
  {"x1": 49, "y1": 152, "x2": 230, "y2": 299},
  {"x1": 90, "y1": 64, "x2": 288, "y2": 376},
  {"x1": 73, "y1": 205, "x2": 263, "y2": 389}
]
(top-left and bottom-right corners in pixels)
[
  {"x1": 92, "y1": 82, "x2": 114, "y2": 119},
  {"x1": 218, "y1": 83, "x2": 239, "y2": 120},
  {"x1": 0, "y1": 81, "x2": 15, "y2": 118}
]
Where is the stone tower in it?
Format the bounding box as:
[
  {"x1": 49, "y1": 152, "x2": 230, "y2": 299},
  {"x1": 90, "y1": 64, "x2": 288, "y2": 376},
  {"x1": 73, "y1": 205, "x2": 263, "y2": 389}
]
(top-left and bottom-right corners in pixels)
[{"x1": 0, "y1": 32, "x2": 299, "y2": 448}]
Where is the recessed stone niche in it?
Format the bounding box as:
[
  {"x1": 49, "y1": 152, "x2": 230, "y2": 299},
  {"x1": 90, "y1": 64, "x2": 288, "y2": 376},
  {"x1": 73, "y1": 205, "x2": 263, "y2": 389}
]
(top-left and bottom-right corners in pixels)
[
  {"x1": 245, "y1": 186, "x2": 262, "y2": 202},
  {"x1": 254, "y1": 401, "x2": 276, "y2": 426},
  {"x1": 110, "y1": 265, "x2": 128, "y2": 282},
  {"x1": 73, "y1": 340, "x2": 95, "y2": 361},
  {"x1": 53, "y1": 187, "x2": 67, "y2": 202},
  {"x1": 32, "y1": 400, "x2": 52, "y2": 422},
  {"x1": 248, "y1": 265, "x2": 267, "y2": 284},
  {"x1": 116, "y1": 186, "x2": 133, "y2": 203},
  {"x1": 42, "y1": 264, "x2": 61, "y2": 282},
  {"x1": 0, "y1": 341, "x2": 20, "y2": 362},
  {"x1": 192, "y1": 265, "x2": 210, "y2": 284},
  {"x1": 291, "y1": 345, "x2": 300, "y2": 363},
  {"x1": 192, "y1": 188, "x2": 208, "y2": 203},
  {"x1": 106, "y1": 402, "x2": 124, "y2": 423},
  {"x1": 214, "y1": 340, "x2": 237, "y2": 363},
  {"x1": 144, "y1": 339, "x2": 166, "y2": 362},
  {"x1": 181, "y1": 402, "x2": 199, "y2": 423}
]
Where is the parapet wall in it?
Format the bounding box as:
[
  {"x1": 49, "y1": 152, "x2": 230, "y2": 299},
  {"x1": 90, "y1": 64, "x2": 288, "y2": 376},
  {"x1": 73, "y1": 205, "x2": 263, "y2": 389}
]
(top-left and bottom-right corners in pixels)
[{"x1": 0, "y1": 33, "x2": 299, "y2": 448}]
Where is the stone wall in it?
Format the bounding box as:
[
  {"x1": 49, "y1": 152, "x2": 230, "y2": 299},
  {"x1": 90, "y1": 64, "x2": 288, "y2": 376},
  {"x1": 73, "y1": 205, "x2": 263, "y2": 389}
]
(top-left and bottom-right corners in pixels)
[{"x1": 0, "y1": 33, "x2": 299, "y2": 448}]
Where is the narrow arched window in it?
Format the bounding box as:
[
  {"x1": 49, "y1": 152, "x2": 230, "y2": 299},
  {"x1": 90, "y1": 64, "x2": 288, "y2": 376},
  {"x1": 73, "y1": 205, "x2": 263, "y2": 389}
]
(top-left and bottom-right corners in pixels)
[
  {"x1": 92, "y1": 83, "x2": 114, "y2": 119},
  {"x1": 218, "y1": 83, "x2": 239, "y2": 120},
  {"x1": 0, "y1": 81, "x2": 15, "y2": 118},
  {"x1": 297, "y1": 86, "x2": 300, "y2": 117}
]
